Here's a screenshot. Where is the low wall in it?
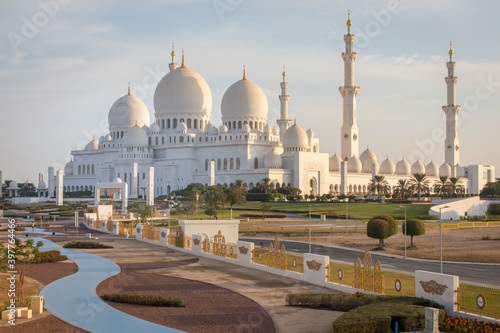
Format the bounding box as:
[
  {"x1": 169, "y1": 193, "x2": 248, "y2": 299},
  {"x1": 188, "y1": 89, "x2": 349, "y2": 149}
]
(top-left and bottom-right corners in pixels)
[{"x1": 430, "y1": 197, "x2": 500, "y2": 220}]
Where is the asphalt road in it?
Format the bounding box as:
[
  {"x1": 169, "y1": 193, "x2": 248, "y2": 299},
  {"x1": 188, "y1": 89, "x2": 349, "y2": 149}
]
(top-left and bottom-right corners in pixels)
[{"x1": 241, "y1": 237, "x2": 500, "y2": 287}]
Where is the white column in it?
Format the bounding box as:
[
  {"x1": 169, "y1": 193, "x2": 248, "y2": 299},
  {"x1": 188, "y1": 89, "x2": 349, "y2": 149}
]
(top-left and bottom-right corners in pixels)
[
  {"x1": 131, "y1": 163, "x2": 138, "y2": 198},
  {"x1": 208, "y1": 160, "x2": 215, "y2": 186},
  {"x1": 443, "y1": 43, "x2": 461, "y2": 166},
  {"x1": 339, "y1": 12, "x2": 360, "y2": 161},
  {"x1": 146, "y1": 166, "x2": 154, "y2": 206},
  {"x1": 340, "y1": 161, "x2": 347, "y2": 195},
  {"x1": 55, "y1": 170, "x2": 63, "y2": 206},
  {"x1": 122, "y1": 182, "x2": 128, "y2": 214},
  {"x1": 48, "y1": 167, "x2": 54, "y2": 198}
]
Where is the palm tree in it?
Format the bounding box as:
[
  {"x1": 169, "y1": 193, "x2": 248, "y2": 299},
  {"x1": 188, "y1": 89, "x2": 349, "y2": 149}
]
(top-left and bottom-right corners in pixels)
[
  {"x1": 433, "y1": 176, "x2": 450, "y2": 198},
  {"x1": 367, "y1": 175, "x2": 390, "y2": 200},
  {"x1": 409, "y1": 173, "x2": 430, "y2": 201},
  {"x1": 393, "y1": 179, "x2": 413, "y2": 199},
  {"x1": 449, "y1": 177, "x2": 465, "y2": 197},
  {"x1": 258, "y1": 177, "x2": 272, "y2": 193}
]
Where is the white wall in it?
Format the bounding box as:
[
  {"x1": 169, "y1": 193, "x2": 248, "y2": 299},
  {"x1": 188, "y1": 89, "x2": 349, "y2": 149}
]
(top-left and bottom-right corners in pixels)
[
  {"x1": 179, "y1": 219, "x2": 240, "y2": 244},
  {"x1": 430, "y1": 197, "x2": 500, "y2": 220}
]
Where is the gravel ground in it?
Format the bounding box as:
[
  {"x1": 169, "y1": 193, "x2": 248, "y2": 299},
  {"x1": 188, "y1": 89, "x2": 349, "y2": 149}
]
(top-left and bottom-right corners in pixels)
[{"x1": 96, "y1": 260, "x2": 276, "y2": 333}]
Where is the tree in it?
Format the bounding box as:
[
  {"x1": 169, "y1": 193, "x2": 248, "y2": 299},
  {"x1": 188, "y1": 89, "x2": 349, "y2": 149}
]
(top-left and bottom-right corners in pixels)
[
  {"x1": 486, "y1": 203, "x2": 500, "y2": 216},
  {"x1": 448, "y1": 177, "x2": 464, "y2": 197},
  {"x1": 128, "y1": 203, "x2": 154, "y2": 225},
  {"x1": 371, "y1": 215, "x2": 398, "y2": 235},
  {"x1": 260, "y1": 203, "x2": 271, "y2": 219},
  {"x1": 176, "y1": 201, "x2": 196, "y2": 219},
  {"x1": 20, "y1": 182, "x2": 37, "y2": 197},
  {"x1": 367, "y1": 175, "x2": 390, "y2": 201},
  {"x1": 393, "y1": 179, "x2": 413, "y2": 199},
  {"x1": 481, "y1": 181, "x2": 500, "y2": 198},
  {"x1": 204, "y1": 185, "x2": 227, "y2": 218},
  {"x1": 367, "y1": 219, "x2": 393, "y2": 247},
  {"x1": 228, "y1": 180, "x2": 248, "y2": 219},
  {"x1": 402, "y1": 218, "x2": 425, "y2": 247},
  {"x1": 409, "y1": 173, "x2": 430, "y2": 201},
  {"x1": 258, "y1": 177, "x2": 272, "y2": 194},
  {"x1": 433, "y1": 176, "x2": 450, "y2": 198},
  {"x1": 277, "y1": 186, "x2": 301, "y2": 200}
]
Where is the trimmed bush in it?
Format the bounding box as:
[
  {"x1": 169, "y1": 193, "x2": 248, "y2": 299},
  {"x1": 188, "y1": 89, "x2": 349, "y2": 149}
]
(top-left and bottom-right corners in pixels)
[
  {"x1": 367, "y1": 219, "x2": 393, "y2": 247},
  {"x1": 63, "y1": 241, "x2": 114, "y2": 249},
  {"x1": 246, "y1": 193, "x2": 272, "y2": 202},
  {"x1": 370, "y1": 215, "x2": 397, "y2": 235},
  {"x1": 402, "y1": 218, "x2": 425, "y2": 247},
  {"x1": 101, "y1": 294, "x2": 184, "y2": 307}
]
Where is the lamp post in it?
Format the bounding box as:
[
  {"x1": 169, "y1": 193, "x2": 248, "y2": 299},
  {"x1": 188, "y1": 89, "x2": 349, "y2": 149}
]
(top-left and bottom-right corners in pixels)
[
  {"x1": 399, "y1": 205, "x2": 407, "y2": 259},
  {"x1": 345, "y1": 199, "x2": 348, "y2": 242},
  {"x1": 439, "y1": 205, "x2": 450, "y2": 274},
  {"x1": 309, "y1": 204, "x2": 312, "y2": 253}
]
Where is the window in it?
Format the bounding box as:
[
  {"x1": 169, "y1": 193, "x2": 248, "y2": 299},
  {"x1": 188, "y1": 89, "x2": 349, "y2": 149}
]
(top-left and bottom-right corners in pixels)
[
  {"x1": 149, "y1": 137, "x2": 151, "y2": 145},
  {"x1": 179, "y1": 136, "x2": 184, "y2": 143},
  {"x1": 217, "y1": 158, "x2": 221, "y2": 170},
  {"x1": 173, "y1": 118, "x2": 177, "y2": 128},
  {"x1": 193, "y1": 119, "x2": 198, "y2": 129},
  {"x1": 205, "y1": 159, "x2": 209, "y2": 171},
  {"x1": 230, "y1": 158, "x2": 234, "y2": 170},
  {"x1": 156, "y1": 137, "x2": 158, "y2": 145},
  {"x1": 78, "y1": 165, "x2": 81, "y2": 175},
  {"x1": 167, "y1": 119, "x2": 171, "y2": 128},
  {"x1": 91, "y1": 165, "x2": 95, "y2": 174},
  {"x1": 223, "y1": 158, "x2": 228, "y2": 170},
  {"x1": 254, "y1": 158, "x2": 258, "y2": 169},
  {"x1": 161, "y1": 119, "x2": 165, "y2": 129},
  {"x1": 238, "y1": 121, "x2": 242, "y2": 129},
  {"x1": 236, "y1": 158, "x2": 240, "y2": 170},
  {"x1": 187, "y1": 119, "x2": 191, "y2": 128}
]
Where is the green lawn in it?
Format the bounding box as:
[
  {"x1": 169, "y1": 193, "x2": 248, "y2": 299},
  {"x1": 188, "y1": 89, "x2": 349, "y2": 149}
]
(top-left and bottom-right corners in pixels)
[{"x1": 233, "y1": 202, "x2": 433, "y2": 219}]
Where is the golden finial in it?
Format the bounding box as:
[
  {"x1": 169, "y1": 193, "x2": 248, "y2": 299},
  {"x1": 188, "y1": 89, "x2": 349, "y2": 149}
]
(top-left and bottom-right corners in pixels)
[
  {"x1": 171, "y1": 43, "x2": 176, "y2": 57},
  {"x1": 448, "y1": 41, "x2": 453, "y2": 60},
  {"x1": 294, "y1": 118, "x2": 297, "y2": 126},
  {"x1": 135, "y1": 120, "x2": 138, "y2": 127},
  {"x1": 93, "y1": 136, "x2": 95, "y2": 141},
  {"x1": 181, "y1": 49, "x2": 186, "y2": 68},
  {"x1": 282, "y1": 65, "x2": 286, "y2": 77},
  {"x1": 128, "y1": 82, "x2": 131, "y2": 95},
  {"x1": 242, "y1": 65, "x2": 246, "y2": 80},
  {"x1": 347, "y1": 10, "x2": 352, "y2": 27}
]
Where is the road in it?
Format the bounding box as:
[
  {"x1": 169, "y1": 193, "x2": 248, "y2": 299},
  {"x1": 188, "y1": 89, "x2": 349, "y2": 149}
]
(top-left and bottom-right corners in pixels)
[{"x1": 241, "y1": 237, "x2": 500, "y2": 287}]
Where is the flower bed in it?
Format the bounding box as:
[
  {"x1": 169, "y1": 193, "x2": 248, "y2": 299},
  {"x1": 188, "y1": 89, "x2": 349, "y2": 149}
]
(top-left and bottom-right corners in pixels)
[
  {"x1": 63, "y1": 241, "x2": 114, "y2": 249},
  {"x1": 101, "y1": 294, "x2": 184, "y2": 307},
  {"x1": 440, "y1": 314, "x2": 500, "y2": 333}
]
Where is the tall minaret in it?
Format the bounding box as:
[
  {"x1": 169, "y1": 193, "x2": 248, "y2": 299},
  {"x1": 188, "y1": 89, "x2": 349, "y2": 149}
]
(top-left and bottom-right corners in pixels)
[
  {"x1": 169, "y1": 43, "x2": 178, "y2": 71},
  {"x1": 442, "y1": 42, "x2": 461, "y2": 166},
  {"x1": 339, "y1": 11, "x2": 360, "y2": 161},
  {"x1": 277, "y1": 65, "x2": 292, "y2": 141}
]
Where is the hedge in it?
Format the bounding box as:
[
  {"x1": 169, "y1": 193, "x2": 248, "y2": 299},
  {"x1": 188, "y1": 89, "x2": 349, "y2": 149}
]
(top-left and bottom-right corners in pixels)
[
  {"x1": 101, "y1": 294, "x2": 184, "y2": 307},
  {"x1": 239, "y1": 213, "x2": 287, "y2": 218},
  {"x1": 246, "y1": 193, "x2": 272, "y2": 201}
]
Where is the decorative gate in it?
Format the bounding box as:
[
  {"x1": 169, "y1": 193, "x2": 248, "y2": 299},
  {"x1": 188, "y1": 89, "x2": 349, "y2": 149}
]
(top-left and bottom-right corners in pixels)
[
  {"x1": 142, "y1": 224, "x2": 159, "y2": 241},
  {"x1": 373, "y1": 260, "x2": 384, "y2": 294},
  {"x1": 213, "y1": 230, "x2": 226, "y2": 257},
  {"x1": 267, "y1": 238, "x2": 287, "y2": 270},
  {"x1": 353, "y1": 257, "x2": 362, "y2": 289},
  {"x1": 169, "y1": 230, "x2": 185, "y2": 248}
]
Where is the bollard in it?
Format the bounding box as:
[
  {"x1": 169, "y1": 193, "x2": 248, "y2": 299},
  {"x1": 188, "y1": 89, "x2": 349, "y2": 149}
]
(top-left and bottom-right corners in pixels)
[{"x1": 395, "y1": 322, "x2": 398, "y2": 333}]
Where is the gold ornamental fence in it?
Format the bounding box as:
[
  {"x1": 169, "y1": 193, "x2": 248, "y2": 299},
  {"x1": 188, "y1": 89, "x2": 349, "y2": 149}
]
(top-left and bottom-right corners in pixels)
[{"x1": 457, "y1": 284, "x2": 500, "y2": 319}]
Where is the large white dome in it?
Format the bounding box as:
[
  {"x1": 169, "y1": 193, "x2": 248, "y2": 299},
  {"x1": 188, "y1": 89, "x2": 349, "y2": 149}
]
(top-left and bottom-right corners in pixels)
[
  {"x1": 108, "y1": 93, "x2": 150, "y2": 130},
  {"x1": 411, "y1": 160, "x2": 425, "y2": 174},
  {"x1": 123, "y1": 125, "x2": 148, "y2": 147},
  {"x1": 440, "y1": 163, "x2": 452, "y2": 177},
  {"x1": 347, "y1": 155, "x2": 362, "y2": 173},
  {"x1": 360, "y1": 147, "x2": 377, "y2": 166},
  {"x1": 283, "y1": 123, "x2": 308, "y2": 148},
  {"x1": 363, "y1": 157, "x2": 377, "y2": 173},
  {"x1": 329, "y1": 153, "x2": 342, "y2": 172},
  {"x1": 64, "y1": 160, "x2": 74, "y2": 176},
  {"x1": 454, "y1": 164, "x2": 465, "y2": 177},
  {"x1": 221, "y1": 77, "x2": 268, "y2": 122},
  {"x1": 154, "y1": 66, "x2": 212, "y2": 117},
  {"x1": 379, "y1": 156, "x2": 395, "y2": 175},
  {"x1": 84, "y1": 138, "x2": 99, "y2": 151}
]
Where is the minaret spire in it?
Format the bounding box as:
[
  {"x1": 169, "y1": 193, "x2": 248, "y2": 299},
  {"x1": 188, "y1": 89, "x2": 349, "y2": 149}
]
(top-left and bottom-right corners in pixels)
[
  {"x1": 243, "y1": 65, "x2": 246, "y2": 80},
  {"x1": 443, "y1": 42, "x2": 461, "y2": 166},
  {"x1": 128, "y1": 82, "x2": 131, "y2": 95},
  {"x1": 339, "y1": 11, "x2": 360, "y2": 161},
  {"x1": 169, "y1": 43, "x2": 178, "y2": 71},
  {"x1": 181, "y1": 49, "x2": 186, "y2": 68},
  {"x1": 277, "y1": 65, "x2": 291, "y2": 141}
]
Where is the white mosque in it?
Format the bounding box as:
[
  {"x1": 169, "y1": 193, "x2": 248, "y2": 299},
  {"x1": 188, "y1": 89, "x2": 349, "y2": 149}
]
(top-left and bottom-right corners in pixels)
[{"x1": 35, "y1": 13, "x2": 494, "y2": 199}]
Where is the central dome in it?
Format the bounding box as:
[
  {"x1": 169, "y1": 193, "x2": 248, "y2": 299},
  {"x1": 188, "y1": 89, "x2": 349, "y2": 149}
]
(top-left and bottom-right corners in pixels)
[
  {"x1": 154, "y1": 66, "x2": 212, "y2": 117},
  {"x1": 221, "y1": 77, "x2": 268, "y2": 122}
]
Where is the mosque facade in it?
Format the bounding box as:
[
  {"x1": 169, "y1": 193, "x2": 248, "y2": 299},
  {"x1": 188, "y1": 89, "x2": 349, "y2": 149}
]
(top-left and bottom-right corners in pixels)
[{"x1": 39, "y1": 14, "x2": 494, "y2": 199}]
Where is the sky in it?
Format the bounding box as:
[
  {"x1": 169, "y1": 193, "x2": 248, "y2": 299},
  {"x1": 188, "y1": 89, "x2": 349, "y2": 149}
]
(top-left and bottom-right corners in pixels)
[{"x1": 1, "y1": 0, "x2": 499, "y2": 184}]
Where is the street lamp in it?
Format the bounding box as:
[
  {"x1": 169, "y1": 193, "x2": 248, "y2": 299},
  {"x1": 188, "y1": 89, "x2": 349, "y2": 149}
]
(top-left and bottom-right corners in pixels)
[
  {"x1": 399, "y1": 205, "x2": 407, "y2": 259},
  {"x1": 345, "y1": 198, "x2": 348, "y2": 242},
  {"x1": 309, "y1": 204, "x2": 317, "y2": 253},
  {"x1": 439, "y1": 205, "x2": 450, "y2": 274}
]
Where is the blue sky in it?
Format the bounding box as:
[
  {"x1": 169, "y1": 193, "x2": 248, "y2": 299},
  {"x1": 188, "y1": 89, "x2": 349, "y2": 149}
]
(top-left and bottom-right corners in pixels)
[{"x1": 1, "y1": 0, "x2": 499, "y2": 183}]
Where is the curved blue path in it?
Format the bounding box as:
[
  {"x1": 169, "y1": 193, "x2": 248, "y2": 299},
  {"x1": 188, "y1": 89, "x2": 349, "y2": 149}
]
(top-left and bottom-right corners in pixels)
[{"x1": 37, "y1": 239, "x2": 184, "y2": 333}]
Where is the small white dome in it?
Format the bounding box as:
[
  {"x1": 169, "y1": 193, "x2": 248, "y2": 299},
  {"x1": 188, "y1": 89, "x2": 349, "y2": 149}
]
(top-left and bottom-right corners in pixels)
[
  {"x1": 123, "y1": 125, "x2": 148, "y2": 147},
  {"x1": 98, "y1": 135, "x2": 105, "y2": 143},
  {"x1": 329, "y1": 153, "x2": 342, "y2": 172},
  {"x1": 64, "y1": 160, "x2": 74, "y2": 176},
  {"x1": 84, "y1": 138, "x2": 99, "y2": 151},
  {"x1": 454, "y1": 164, "x2": 465, "y2": 177},
  {"x1": 219, "y1": 124, "x2": 228, "y2": 133},
  {"x1": 105, "y1": 134, "x2": 112, "y2": 142},
  {"x1": 204, "y1": 123, "x2": 213, "y2": 134},
  {"x1": 347, "y1": 155, "x2": 362, "y2": 173},
  {"x1": 8, "y1": 181, "x2": 18, "y2": 189},
  {"x1": 426, "y1": 160, "x2": 439, "y2": 176},
  {"x1": 411, "y1": 160, "x2": 425, "y2": 174},
  {"x1": 379, "y1": 156, "x2": 395, "y2": 175},
  {"x1": 395, "y1": 158, "x2": 411, "y2": 175},
  {"x1": 177, "y1": 121, "x2": 187, "y2": 133},
  {"x1": 242, "y1": 123, "x2": 251, "y2": 133},
  {"x1": 283, "y1": 123, "x2": 309, "y2": 148},
  {"x1": 108, "y1": 93, "x2": 150, "y2": 130},
  {"x1": 272, "y1": 126, "x2": 279, "y2": 136},
  {"x1": 221, "y1": 77, "x2": 268, "y2": 122},
  {"x1": 37, "y1": 181, "x2": 47, "y2": 190},
  {"x1": 150, "y1": 123, "x2": 160, "y2": 133},
  {"x1": 210, "y1": 126, "x2": 218, "y2": 135},
  {"x1": 113, "y1": 177, "x2": 123, "y2": 183},
  {"x1": 264, "y1": 124, "x2": 271, "y2": 133},
  {"x1": 439, "y1": 163, "x2": 452, "y2": 177},
  {"x1": 360, "y1": 147, "x2": 378, "y2": 166},
  {"x1": 154, "y1": 66, "x2": 212, "y2": 118},
  {"x1": 264, "y1": 149, "x2": 282, "y2": 169},
  {"x1": 363, "y1": 157, "x2": 377, "y2": 173}
]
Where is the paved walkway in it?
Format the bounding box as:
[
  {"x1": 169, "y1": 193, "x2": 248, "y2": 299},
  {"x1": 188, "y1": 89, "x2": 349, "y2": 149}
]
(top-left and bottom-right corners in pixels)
[{"x1": 36, "y1": 238, "x2": 184, "y2": 333}]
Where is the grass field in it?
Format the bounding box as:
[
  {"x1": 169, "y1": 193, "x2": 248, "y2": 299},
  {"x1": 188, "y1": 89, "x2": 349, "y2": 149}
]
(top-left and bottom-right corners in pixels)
[{"x1": 233, "y1": 202, "x2": 433, "y2": 219}]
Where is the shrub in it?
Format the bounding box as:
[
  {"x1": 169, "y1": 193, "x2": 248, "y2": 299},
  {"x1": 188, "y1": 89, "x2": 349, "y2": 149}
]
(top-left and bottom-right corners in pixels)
[
  {"x1": 371, "y1": 215, "x2": 398, "y2": 235},
  {"x1": 101, "y1": 294, "x2": 184, "y2": 307},
  {"x1": 402, "y1": 218, "x2": 425, "y2": 247},
  {"x1": 367, "y1": 219, "x2": 393, "y2": 247},
  {"x1": 36, "y1": 250, "x2": 68, "y2": 263},
  {"x1": 246, "y1": 193, "x2": 272, "y2": 202},
  {"x1": 239, "y1": 213, "x2": 287, "y2": 218},
  {"x1": 440, "y1": 313, "x2": 500, "y2": 332},
  {"x1": 63, "y1": 241, "x2": 114, "y2": 249}
]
